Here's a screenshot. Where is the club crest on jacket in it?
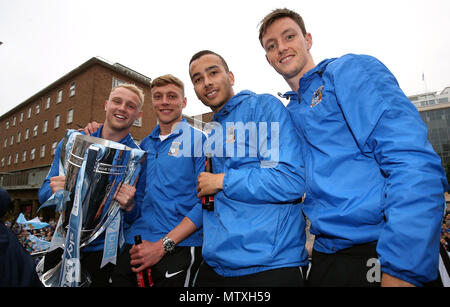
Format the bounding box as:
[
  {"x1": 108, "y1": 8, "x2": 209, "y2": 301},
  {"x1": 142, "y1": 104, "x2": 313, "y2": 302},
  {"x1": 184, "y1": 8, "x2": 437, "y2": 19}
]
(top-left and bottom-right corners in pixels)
[
  {"x1": 168, "y1": 141, "x2": 181, "y2": 156},
  {"x1": 310, "y1": 85, "x2": 324, "y2": 108}
]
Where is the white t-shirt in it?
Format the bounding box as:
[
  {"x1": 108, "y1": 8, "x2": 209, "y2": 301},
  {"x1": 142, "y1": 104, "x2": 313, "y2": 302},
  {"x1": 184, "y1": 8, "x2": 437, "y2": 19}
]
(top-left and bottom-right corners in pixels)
[{"x1": 159, "y1": 134, "x2": 171, "y2": 141}]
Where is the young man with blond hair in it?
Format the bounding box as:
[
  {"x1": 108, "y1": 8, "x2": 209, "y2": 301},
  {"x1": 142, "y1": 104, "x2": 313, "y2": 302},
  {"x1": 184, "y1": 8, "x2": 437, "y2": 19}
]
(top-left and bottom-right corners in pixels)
[
  {"x1": 111, "y1": 74, "x2": 205, "y2": 287},
  {"x1": 38, "y1": 83, "x2": 144, "y2": 286}
]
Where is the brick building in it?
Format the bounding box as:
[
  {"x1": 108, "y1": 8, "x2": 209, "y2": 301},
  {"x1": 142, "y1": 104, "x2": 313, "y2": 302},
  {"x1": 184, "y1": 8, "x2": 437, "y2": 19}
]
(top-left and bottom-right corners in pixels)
[{"x1": 0, "y1": 57, "x2": 156, "y2": 221}]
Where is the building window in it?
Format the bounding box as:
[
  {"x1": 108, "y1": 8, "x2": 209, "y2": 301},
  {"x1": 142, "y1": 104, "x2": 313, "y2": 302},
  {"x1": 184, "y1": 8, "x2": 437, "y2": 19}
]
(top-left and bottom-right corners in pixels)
[
  {"x1": 31, "y1": 148, "x2": 36, "y2": 161},
  {"x1": 1, "y1": 157, "x2": 4, "y2": 167},
  {"x1": 33, "y1": 124, "x2": 38, "y2": 137},
  {"x1": 55, "y1": 115, "x2": 60, "y2": 128},
  {"x1": 7, "y1": 155, "x2": 11, "y2": 166},
  {"x1": 40, "y1": 144, "x2": 46, "y2": 158},
  {"x1": 43, "y1": 120, "x2": 48, "y2": 133},
  {"x1": 17, "y1": 132, "x2": 21, "y2": 143},
  {"x1": 23, "y1": 151, "x2": 27, "y2": 162},
  {"x1": 67, "y1": 109, "x2": 74, "y2": 124},
  {"x1": 52, "y1": 141, "x2": 58, "y2": 156},
  {"x1": 28, "y1": 108, "x2": 32, "y2": 118},
  {"x1": 70, "y1": 81, "x2": 76, "y2": 97},
  {"x1": 57, "y1": 89, "x2": 63, "y2": 103},
  {"x1": 10, "y1": 135, "x2": 14, "y2": 145},
  {"x1": 46, "y1": 97, "x2": 51, "y2": 109},
  {"x1": 112, "y1": 77, "x2": 125, "y2": 88},
  {"x1": 14, "y1": 153, "x2": 18, "y2": 164},
  {"x1": 20, "y1": 112, "x2": 23, "y2": 122},
  {"x1": 36, "y1": 104, "x2": 40, "y2": 114},
  {"x1": 6, "y1": 121, "x2": 9, "y2": 129},
  {"x1": 25, "y1": 128, "x2": 29, "y2": 140},
  {"x1": 12, "y1": 116, "x2": 16, "y2": 126},
  {"x1": 3, "y1": 138, "x2": 7, "y2": 148}
]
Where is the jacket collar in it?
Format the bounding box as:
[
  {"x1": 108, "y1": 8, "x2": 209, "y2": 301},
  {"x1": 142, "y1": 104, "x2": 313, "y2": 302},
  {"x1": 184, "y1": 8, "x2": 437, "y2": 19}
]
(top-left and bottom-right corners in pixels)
[
  {"x1": 281, "y1": 58, "x2": 337, "y2": 103},
  {"x1": 279, "y1": 91, "x2": 298, "y2": 102},
  {"x1": 213, "y1": 90, "x2": 253, "y2": 121},
  {"x1": 92, "y1": 124, "x2": 134, "y2": 145},
  {"x1": 298, "y1": 58, "x2": 336, "y2": 94},
  {"x1": 149, "y1": 118, "x2": 188, "y2": 140},
  {"x1": 91, "y1": 125, "x2": 134, "y2": 146}
]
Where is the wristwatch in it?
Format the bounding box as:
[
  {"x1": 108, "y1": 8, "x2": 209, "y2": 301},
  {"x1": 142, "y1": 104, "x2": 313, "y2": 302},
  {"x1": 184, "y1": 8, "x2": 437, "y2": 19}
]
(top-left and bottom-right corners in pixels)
[{"x1": 162, "y1": 236, "x2": 176, "y2": 253}]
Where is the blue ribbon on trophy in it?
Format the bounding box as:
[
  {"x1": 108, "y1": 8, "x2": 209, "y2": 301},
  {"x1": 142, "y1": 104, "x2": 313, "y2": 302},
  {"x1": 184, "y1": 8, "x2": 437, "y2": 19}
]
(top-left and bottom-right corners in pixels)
[
  {"x1": 100, "y1": 148, "x2": 146, "y2": 268},
  {"x1": 59, "y1": 144, "x2": 104, "y2": 287}
]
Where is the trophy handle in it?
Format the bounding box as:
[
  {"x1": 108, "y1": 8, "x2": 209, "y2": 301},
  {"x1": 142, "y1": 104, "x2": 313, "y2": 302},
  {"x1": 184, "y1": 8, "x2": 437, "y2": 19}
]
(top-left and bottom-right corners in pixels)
[
  {"x1": 39, "y1": 258, "x2": 62, "y2": 287},
  {"x1": 39, "y1": 258, "x2": 92, "y2": 287}
]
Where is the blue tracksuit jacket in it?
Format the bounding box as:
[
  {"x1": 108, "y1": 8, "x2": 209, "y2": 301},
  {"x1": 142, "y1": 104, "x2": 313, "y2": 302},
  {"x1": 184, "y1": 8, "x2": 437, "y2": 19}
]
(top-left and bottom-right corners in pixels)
[
  {"x1": 127, "y1": 119, "x2": 205, "y2": 246},
  {"x1": 284, "y1": 54, "x2": 449, "y2": 286},
  {"x1": 202, "y1": 90, "x2": 308, "y2": 277}
]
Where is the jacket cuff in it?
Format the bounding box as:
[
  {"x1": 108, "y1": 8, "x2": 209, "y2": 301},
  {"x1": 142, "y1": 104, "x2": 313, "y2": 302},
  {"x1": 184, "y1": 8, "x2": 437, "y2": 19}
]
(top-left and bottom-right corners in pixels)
[
  {"x1": 186, "y1": 203, "x2": 203, "y2": 229},
  {"x1": 381, "y1": 267, "x2": 423, "y2": 287}
]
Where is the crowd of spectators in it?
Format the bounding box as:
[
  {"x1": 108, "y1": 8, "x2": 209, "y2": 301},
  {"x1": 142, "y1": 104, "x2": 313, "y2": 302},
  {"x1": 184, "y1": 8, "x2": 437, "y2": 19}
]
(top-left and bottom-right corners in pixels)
[
  {"x1": 442, "y1": 208, "x2": 450, "y2": 252},
  {"x1": 6, "y1": 219, "x2": 55, "y2": 256}
]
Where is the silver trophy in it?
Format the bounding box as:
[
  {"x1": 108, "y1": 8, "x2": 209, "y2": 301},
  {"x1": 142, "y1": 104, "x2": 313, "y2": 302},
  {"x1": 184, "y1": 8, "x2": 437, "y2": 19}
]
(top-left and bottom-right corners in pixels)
[{"x1": 39, "y1": 130, "x2": 146, "y2": 287}]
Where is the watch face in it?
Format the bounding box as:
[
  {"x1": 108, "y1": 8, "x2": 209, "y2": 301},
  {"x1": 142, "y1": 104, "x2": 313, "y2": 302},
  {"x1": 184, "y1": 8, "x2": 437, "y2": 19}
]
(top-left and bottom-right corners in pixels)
[{"x1": 163, "y1": 237, "x2": 175, "y2": 252}]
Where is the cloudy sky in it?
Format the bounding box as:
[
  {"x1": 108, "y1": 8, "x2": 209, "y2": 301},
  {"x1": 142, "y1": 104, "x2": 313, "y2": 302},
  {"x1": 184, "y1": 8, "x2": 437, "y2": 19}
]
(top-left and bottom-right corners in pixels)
[{"x1": 1, "y1": 0, "x2": 449, "y2": 117}]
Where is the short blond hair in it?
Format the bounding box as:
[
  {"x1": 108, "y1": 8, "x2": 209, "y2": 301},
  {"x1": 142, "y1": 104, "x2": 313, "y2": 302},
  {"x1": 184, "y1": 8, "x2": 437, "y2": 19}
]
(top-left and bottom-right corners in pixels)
[
  {"x1": 150, "y1": 74, "x2": 185, "y2": 97},
  {"x1": 110, "y1": 83, "x2": 145, "y2": 108}
]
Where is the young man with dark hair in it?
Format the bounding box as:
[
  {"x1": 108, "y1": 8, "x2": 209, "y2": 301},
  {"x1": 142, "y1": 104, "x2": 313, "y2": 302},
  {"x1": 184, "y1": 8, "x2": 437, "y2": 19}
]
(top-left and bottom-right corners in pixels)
[
  {"x1": 258, "y1": 8, "x2": 449, "y2": 287},
  {"x1": 189, "y1": 50, "x2": 309, "y2": 286}
]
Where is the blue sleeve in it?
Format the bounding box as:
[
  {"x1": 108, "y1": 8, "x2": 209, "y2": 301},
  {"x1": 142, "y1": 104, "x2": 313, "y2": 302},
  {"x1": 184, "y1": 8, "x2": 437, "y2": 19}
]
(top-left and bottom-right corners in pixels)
[
  {"x1": 38, "y1": 139, "x2": 64, "y2": 204},
  {"x1": 331, "y1": 54, "x2": 449, "y2": 285},
  {"x1": 185, "y1": 130, "x2": 206, "y2": 228},
  {"x1": 222, "y1": 95, "x2": 306, "y2": 204}
]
